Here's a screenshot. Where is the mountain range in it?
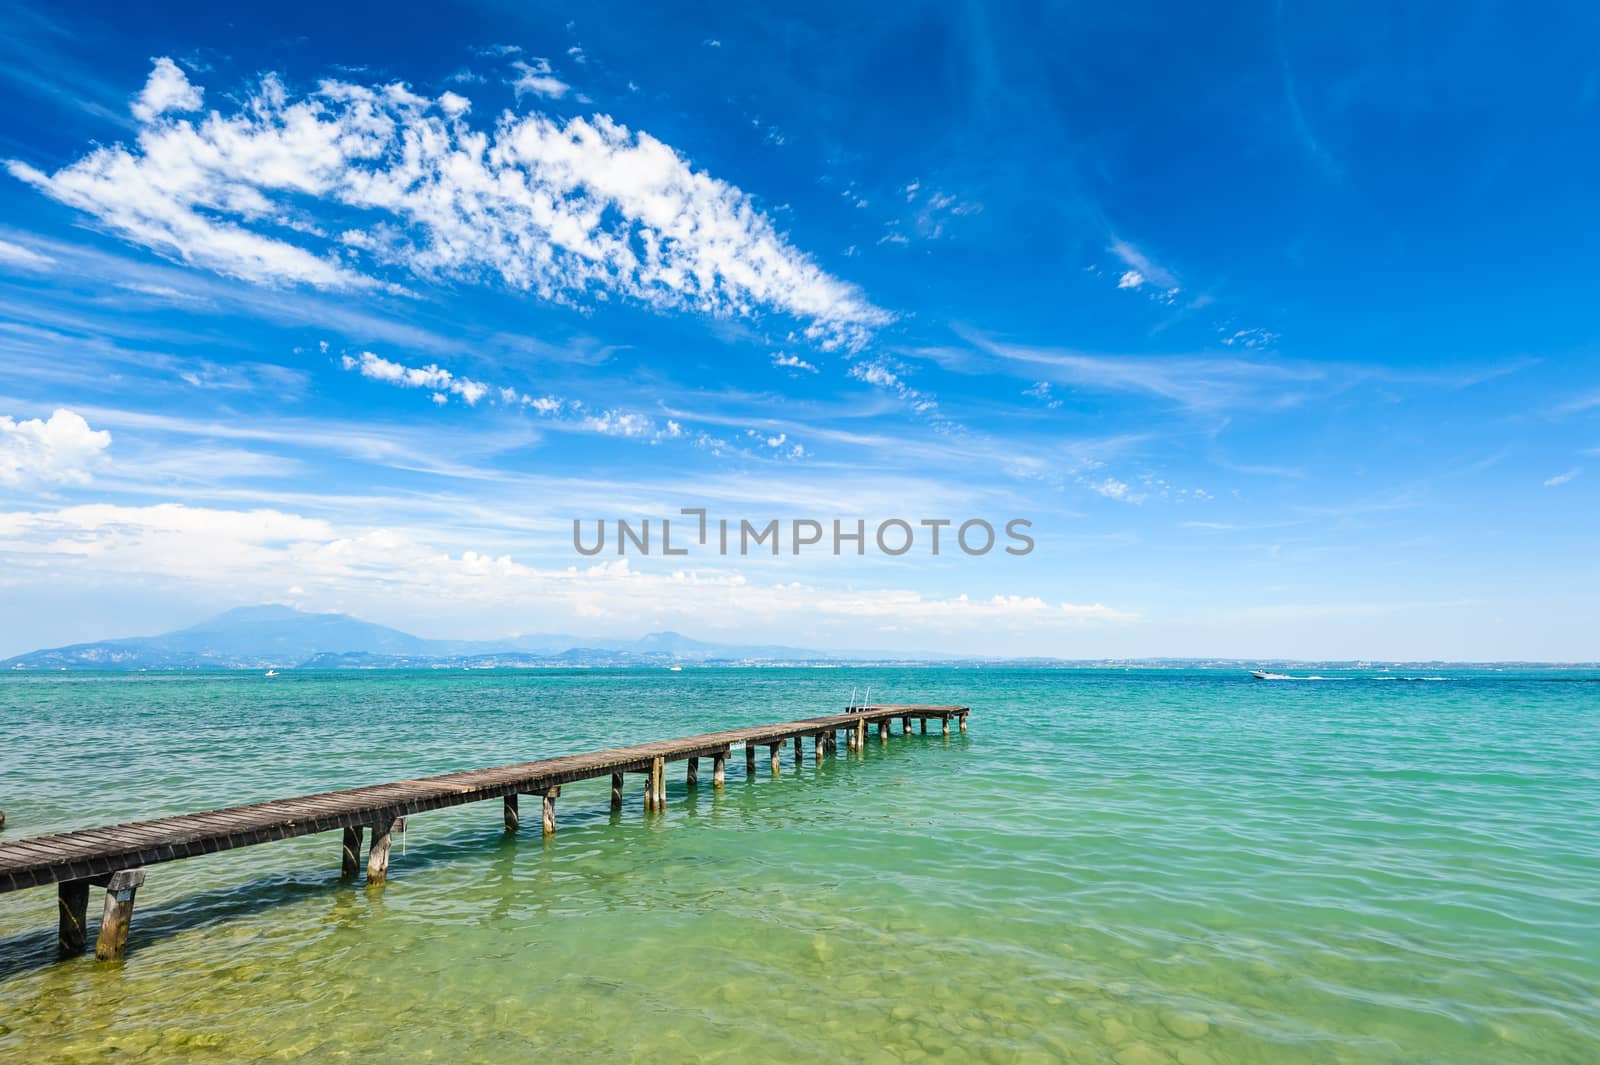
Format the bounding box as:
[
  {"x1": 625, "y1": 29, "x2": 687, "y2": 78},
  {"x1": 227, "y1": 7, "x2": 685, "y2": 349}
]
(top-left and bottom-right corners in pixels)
[{"x1": 0, "y1": 605, "x2": 959, "y2": 670}]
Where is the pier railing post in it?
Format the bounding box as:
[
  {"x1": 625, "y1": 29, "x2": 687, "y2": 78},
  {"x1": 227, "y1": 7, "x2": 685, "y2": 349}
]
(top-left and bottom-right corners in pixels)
[
  {"x1": 93, "y1": 868, "x2": 145, "y2": 962},
  {"x1": 504, "y1": 794, "x2": 520, "y2": 833},
  {"x1": 367, "y1": 816, "x2": 395, "y2": 885},
  {"x1": 58, "y1": 879, "x2": 89, "y2": 955},
  {"x1": 341, "y1": 825, "x2": 365, "y2": 875}
]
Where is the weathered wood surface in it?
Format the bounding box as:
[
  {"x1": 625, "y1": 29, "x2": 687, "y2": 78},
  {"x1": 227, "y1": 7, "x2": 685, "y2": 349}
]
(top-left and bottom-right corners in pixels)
[{"x1": 0, "y1": 704, "x2": 969, "y2": 895}]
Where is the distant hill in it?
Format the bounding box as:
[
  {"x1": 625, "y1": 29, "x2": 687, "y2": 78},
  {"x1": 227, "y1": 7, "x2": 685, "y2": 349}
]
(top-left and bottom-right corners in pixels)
[{"x1": 0, "y1": 605, "x2": 957, "y2": 670}]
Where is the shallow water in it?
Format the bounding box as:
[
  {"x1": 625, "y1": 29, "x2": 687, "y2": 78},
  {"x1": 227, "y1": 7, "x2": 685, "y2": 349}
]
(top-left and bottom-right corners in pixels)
[{"x1": 0, "y1": 667, "x2": 1596, "y2": 1063}]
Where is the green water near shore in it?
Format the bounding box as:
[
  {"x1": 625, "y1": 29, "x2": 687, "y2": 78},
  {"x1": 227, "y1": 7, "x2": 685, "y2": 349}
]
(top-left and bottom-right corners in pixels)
[{"x1": 0, "y1": 668, "x2": 1596, "y2": 1063}]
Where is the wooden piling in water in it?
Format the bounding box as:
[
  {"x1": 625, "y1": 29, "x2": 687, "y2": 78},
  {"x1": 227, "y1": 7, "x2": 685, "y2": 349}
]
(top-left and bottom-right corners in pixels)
[
  {"x1": 769, "y1": 743, "x2": 781, "y2": 776},
  {"x1": 745, "y1": 743, "x2": 756, "y2": 775},
  {"x1": 341, "y1": 826, "x2": 364, "y2": 875},
  {"x1": 942, "y1": 715, "x2": 951, "y2": 736},
  {"x1": 921, "y1": 718, "x2": 928, "y2": 734},
  {"x1": 57, "y1": 880, "x2": 88, "y2": 955},
  {"x1": 686, "y1": 756, "x2": 699, "y2": 788},
  {"x1": 713, "y1": 752, "x2": 726, "y2": 788},
  {"x1": 610, "y1": 772, "x2": 624, "y2": 810},
  {"x1": 542, "y1": 787, "x2": 558, "y2": 837},
  {"x1": 959, "y1": 712, "x2": 968, "y2": 733},
  {"x1": 93, "y1": 869, "x2": 144, "y2": 962},
  {"x1": 503, "y1": 794, "x2": 520, "y2": 832},
  {"x1": 367, "y1": 816, "x2": 395, "y2": 884},
  {"x1": 648, "y1": 757, "x2": 666, "y2": 809}
]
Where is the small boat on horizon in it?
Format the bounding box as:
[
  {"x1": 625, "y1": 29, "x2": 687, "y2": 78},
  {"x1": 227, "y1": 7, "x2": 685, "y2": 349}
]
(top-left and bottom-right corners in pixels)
[
  {"x1": 264, "y1": 669, "x2": 279, "y2": 677},
  {"x1": 1250, "y1": 669, "x2": 1293, "y2": 680},
  {"x1": 668, "y1": 665, "x2": 683, "y2": 671}
]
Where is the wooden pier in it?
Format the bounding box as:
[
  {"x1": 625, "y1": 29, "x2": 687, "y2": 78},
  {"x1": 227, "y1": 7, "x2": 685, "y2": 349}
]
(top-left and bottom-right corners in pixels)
[{"x1": 0, "y1": 703, "x2": 968, "y2": 962}]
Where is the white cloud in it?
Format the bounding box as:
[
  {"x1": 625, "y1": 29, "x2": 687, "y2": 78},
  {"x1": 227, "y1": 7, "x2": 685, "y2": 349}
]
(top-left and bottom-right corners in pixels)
[
  {"x1": 0, "y1": 503, "x2": 1136, "y2": 631},
  {"x1": 772, "y1": 352, "x2": 817, "y2": 374},
  {"x1": 0, "y1": 409, "x2": 112, "y2": 486},
  {"x1": 1108, "y1": 239, "x2": 1178, "y2": 290},
  {"x1": 1543, "y1": 467, "x2": 1580, "y2": 487},
  {"x1": 0, "y1": 240, "x2": 55, "y2": 271},
  {"x1": 1023, "y1": 381, "x2": 1062, "y2": 409},
  {"x1": 130, "y1": 57, "x2": 203, "y2": 123},
  {"x1": 1088, "y1": 477, "x2": 1148, "y2": 504},
  {"x1": 11, "y1": 59, "x2": 890, "y2": 350},
  {"x1": 1117, "y1": 269, "x2": 1145, "y2": 289},
  {"x1": 848, "y1": 360, "x2": 950, "y2": 427},
  {"x1": 341, "y1": 351, "x2": 490, "y2": 405},
  {"x1": 509, "y1": 58, "x2": 571, "y2": 100},
  {"x1": 966, "y1": 333, "x2": 1323, "y2": 412}
]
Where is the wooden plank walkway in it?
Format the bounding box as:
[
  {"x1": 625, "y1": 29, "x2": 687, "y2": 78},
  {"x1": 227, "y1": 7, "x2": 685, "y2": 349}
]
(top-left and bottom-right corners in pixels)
[{"x1": 0, "y1": 703, "x2": 968, "y2": 962}]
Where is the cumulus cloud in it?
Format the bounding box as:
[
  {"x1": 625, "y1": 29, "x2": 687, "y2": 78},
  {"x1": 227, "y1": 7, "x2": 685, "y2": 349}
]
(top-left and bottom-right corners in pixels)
[
  {"x1": 130, "y1": 57, "x2": 204, "y2": 123},
  {"x1": 10, "y1": 59, "x2": 890, "y2": 350},
  {"x1": 0, "y1": 409, "x2": 112, "y2": 486}
]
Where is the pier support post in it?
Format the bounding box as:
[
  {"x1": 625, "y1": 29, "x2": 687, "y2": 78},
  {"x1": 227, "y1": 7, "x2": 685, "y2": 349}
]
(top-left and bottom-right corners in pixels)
[
  {"x1": 542, "y1": 787, "x2": 558, "y2": 837},
  {"x1": 921, "y1": 718, "x2": 928, "y2": 734},
  {"x1": 93, "y1": 869, "x2": 145, "y2": 962},
  {"x1": 649, "y1": 757, "x2": 666, "y2": 809},
  {"x1": 713, "y1": 752, "x2": 726, "y2": 789},
  {"x1": 942, "y1": 715, "x2": 951, "y2": 737},
  {"x1": 341, "y1": 825, "x2": 365, "y2": 875},
  {"x1": 745, "y1": 743, "x2": 756, "y2": 775},
  {"x1": 611, "y1": 772, "x2": 624, "y2": 810},
  {"x1": 504, "y1": 794, "x2": 520, "y2": 833},
  {"x1": 769, "y1": 744, "x2": 781, "y2": 776},
  {"x1": 856, "y1": 719, "x2": 866, "y2": 749},
  {"x1": 686, "y1": 757, "x2": 699, "y2": 788},
  {"x1": 903, "y1": 715, "x2": 911, "y2": 734},
  {"x1": 815, "y1": 732, "x2": 826, "y2": 763},
  {"x1": 959, "y1": 712, "x2": 968, "y2": 733},
  {"x1": 879, "y1": 720, "x2": 888, "y2": 745},
  {"x1": 367, "y1": 816, "x2": 395, "y2": 885},
  {"x1": 794, "y1": 735, "x2": 803, "y2": 766},
  {"x1": 58, "y1": 880, "x2": 89, "y2": 955}
]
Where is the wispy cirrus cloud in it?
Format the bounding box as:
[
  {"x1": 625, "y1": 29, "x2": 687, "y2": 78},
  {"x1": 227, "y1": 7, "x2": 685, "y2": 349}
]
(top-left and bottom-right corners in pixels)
[
  {"x1": 1543, "y1": 467, "x2": 1580, "y2": 487},
  {"x1": 8, "y1": 58, "x2": 891, "y2": 350},
  {"x1": 0, "y1": 238, "x2": 55, "y2": 271},
  {"x1": 960, "y1": 332, "x2": 1321, "y2": 412}
]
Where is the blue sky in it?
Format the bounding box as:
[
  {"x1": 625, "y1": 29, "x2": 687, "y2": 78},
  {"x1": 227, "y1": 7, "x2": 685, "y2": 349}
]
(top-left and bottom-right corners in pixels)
[{"x1": 0, "y1": 1, "x2": 1596, "y2": 660}]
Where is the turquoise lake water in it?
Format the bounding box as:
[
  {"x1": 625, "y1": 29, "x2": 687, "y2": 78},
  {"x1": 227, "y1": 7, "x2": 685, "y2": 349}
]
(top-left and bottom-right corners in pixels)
[{"x1": 0, "y1": 667, "x2": 1596, "y2": 1063}]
